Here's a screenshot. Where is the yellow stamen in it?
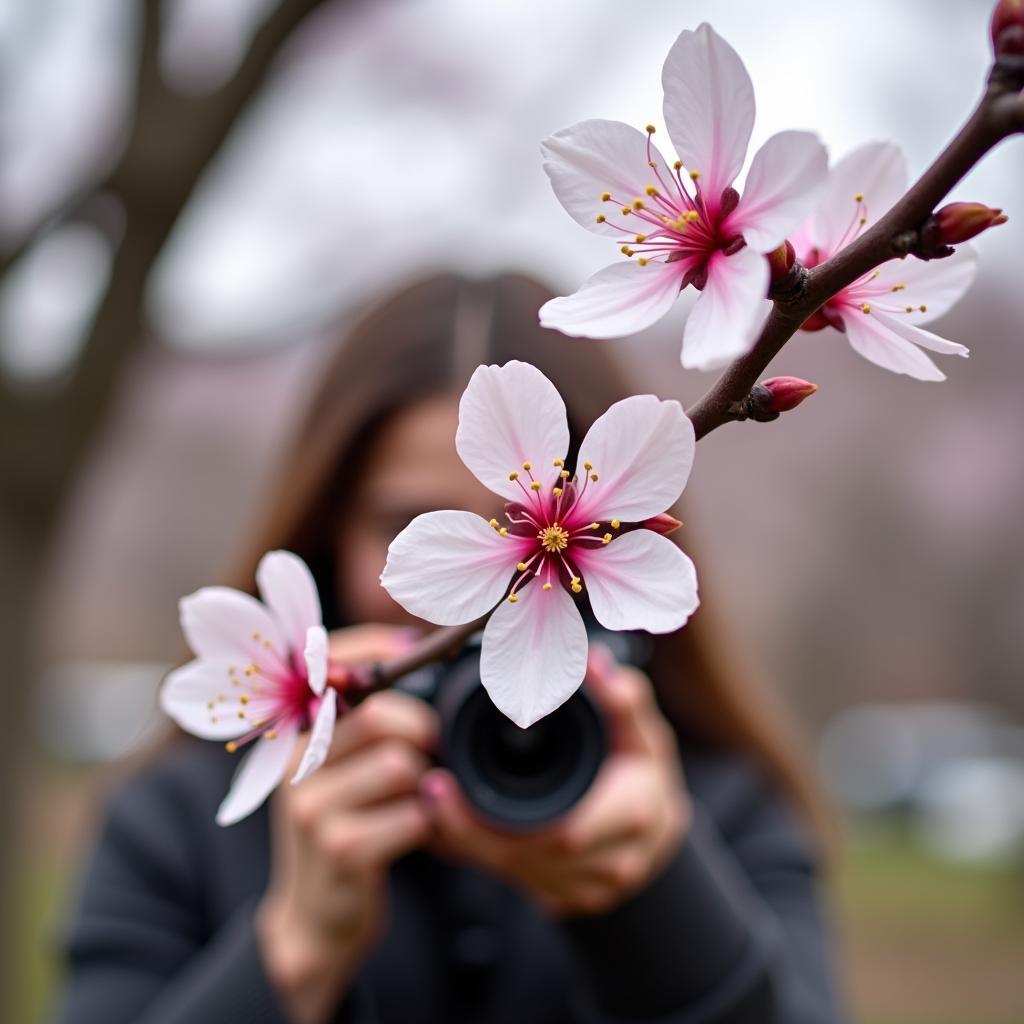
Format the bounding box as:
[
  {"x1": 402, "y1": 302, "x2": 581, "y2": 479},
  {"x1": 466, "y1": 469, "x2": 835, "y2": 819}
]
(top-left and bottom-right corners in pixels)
[
  {"x1": 560, "y1": 470, "x2": 570, "y2": 479},
  {"x1": 553, "y1": 487, "x2": 563, "y2": 496},
  {"x1": 489, "y1": 518, "x2": 499, "y2": 529},
  {"x1": 632, "y1": 198, "x2": 645, "y2": 210},
  {"x1": 918, "y1": 304, "x2": 927, "y2": 312},
  {"x1": 508, "y1": 594, "x2": 519, "y2": 603},
  {"x1": 522, "y1": 461, "x2": 532, "y2": 471},
  {"x1": 530, "y1": 481, "x2": 542, "y2": 491},
  {"x1": 855, "y1": 192, "x2": 864, "y2": 202},
  {"x1": 583, "y1": 461, "x2": 593, "y2": 471},
  {"x1": 611, "y1": 519, "x2": 620, "y2": 529},
  {"x1": 590, "y1": 473, "x2": 599, "y2": 482},
  {"x1": 542, "y1": 582, "x2": 553, "y2": 591},
  {"x1": 860, "y1": 303, "x2": 871, "y2": 314},
  {"x1": 601, "y1": 191, "x2": 611, "y2": 202},
  {"x1": 637, "y1": 258, "x2": 648, "y2": 266},
  {"x1": 645, "y1": 124, "x2": 656, "y2": 134},
  {"x1": 690, "y1": 170, "x2": 700, "y2": 181},
  {"x1": 265, "y1": 730, "x2": 278, "y2": 740},
  {"x1": 499, "y1": 527, "x2": 508, "y2": 536},
  {"x1": 673, "y1": 160, "x2": 682, "y2": 171},
  {"x1": 239, "y1": 695, "x2": 249, "y2": 705},
  {"x1": 635, "y1": 234, "x2": 647, "y2": 243},
  {"x1": 509, "y1": 471, "x2": 519, "y2": 480},
  {"x1": 595, "y1": 214, "x2": 606, "y2": 224},
  {"x1": 621, "y1": 206, "x2": 631, "y2": 215},
  {"x1": 225, "y1": 741, "x2": 238, "y2": 753},
  {"x1": 571, "y1": 583, "x2": 583, "y2": 594},
  {"x1": 602, "y1": 533, "x2": 613, "y2": 544},
  {"x1": 644, "y1": 186, "x2": 657, "y2": 197},
  {"x1": 538, "y1": 525, "x2": 570, "y2": 553},
  {"x1": 553, "y1": 458, "x2": 564, "y2": 467},
  {"x1": 517, "y1": 562, "x2": 528, "y2": 571}
]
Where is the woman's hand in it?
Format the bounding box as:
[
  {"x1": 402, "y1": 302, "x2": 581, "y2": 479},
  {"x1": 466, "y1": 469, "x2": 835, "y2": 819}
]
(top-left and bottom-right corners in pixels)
[
  {"x1": 421, "y1": 647, "x2": 691, "y2": 917},
  {"x1": 257, "y1": 625, "x2": 437, "y2": 1024}
]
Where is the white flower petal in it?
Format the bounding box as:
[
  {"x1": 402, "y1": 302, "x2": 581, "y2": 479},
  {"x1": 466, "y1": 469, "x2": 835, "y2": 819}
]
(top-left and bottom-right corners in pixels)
[
  {"x1": 256, "y1": 550, "x2": 322, "y2": 658},
  {"x1": 662, "y1": 23, "x2": 754, "y2": 204},
  {"x1": 291, "y1": 689, "x2": 337, "y2": 785},
  {"x1": 842, "y1": 307, "x2": 947, "y2": 381},
  {"x1": 539, "y1": 259, "x2": 687, "y2": 340},
  {"x1": 541, "y1": 119, "x2": 676, "y2": 237},
  {"x1": 578, "y1": 531, "x2": 699, "y2": 633},
  {"x1": 576, "y1": 396, "x2": 694, "y2": 524},
  {"x1": 480, "y1": 584, "x2": 588, "y2": 729},
  {"x1": 870, "y1": 309, "x2": 970, "y2": 357},
  {"x1": 304, "y1": 625, "x2": 328, "y2": 696},
  {"x1": 681, "y1": 247, "x2": 770, "y2": 370},
  {"x1": 810, "y1": 141, "x2": 907, "y2": 254},
  {"x1": 868, "y1": 245, "x2": 978, "y2": 323},
  {"x1": 456, "y1": 361, "x2": 570, "y2": 501},
  {"x1": 160, "y1": 660, "x2": 251, "y2": 740},
  {"x1": 728, "y1": 131, "x2": 829, "y2": 253},
  {"x1": 216, "y1": 725, "x2": 299, "y2": 826},
  {"x1": 179, "y1": 587, "x2": 290, "y2": 677},
  {"x1": 381, "y1": 510, "x2": 527, "y2": 626}
]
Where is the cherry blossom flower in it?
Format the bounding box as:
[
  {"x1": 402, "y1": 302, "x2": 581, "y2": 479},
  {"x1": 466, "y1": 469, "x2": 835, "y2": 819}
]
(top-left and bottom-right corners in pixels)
[
  {"x1": 792, "y1": 141, "x2": 977, "y2": 381},
  {"x1": 539, "y1": 22, "x2": 828, "y2": 371},
  {"x1": 161, "y1": 550, "x2": 333, "y2": 825},
  {"x1": 380, "y1": 361, "x2": 699, "y2": 729}
]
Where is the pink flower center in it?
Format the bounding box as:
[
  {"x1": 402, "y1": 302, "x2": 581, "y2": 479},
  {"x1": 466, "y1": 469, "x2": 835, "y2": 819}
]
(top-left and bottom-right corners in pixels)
[
  {"x1": 799, "y1": 193, "x2": 929, "y2": 332},
  {"x1": 593, "y1": 126, "x2": 745, "y2": 287},
  {"x1": 207, "y1": 631, "x2": 314, "y2": 754},
  {"x1": 491, "y1": 459, "x2": 624, "y2": 602}
]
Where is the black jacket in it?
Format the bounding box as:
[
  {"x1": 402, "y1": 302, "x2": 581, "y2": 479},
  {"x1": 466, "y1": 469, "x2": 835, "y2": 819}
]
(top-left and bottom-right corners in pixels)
[{"x1": 57, "y1": 738, "x2": 844, "y2": 1024}]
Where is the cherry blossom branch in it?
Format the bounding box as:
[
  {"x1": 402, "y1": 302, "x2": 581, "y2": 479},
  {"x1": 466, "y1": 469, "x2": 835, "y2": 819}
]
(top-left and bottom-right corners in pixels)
[{"x1": 686, "y1": 60, "x2": 1024, "y2": 442}]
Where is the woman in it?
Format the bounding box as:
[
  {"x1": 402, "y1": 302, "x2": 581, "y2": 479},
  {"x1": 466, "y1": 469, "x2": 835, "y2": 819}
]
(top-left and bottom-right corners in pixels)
[{"x1": 58, "y1": 274, "x2": 844, "y2": 1023}]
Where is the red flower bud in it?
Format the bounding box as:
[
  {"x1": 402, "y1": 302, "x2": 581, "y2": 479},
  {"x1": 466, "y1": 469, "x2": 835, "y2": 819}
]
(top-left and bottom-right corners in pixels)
[
  {"x1": 934, "y1": 202, "x2": 1008, "y2": 245},
  {"x1": 642, "y1": 512, "x2": 683, "y2": 536},
  {"x1": 767, "y1": 240, "x2": 796, "y2": 282},
  {"x1": 992, "y1": 0, "x2": 1024, "y2": 56},
  {"x1": 760, "y1": 376, "x2": 818, "y2": 414}
]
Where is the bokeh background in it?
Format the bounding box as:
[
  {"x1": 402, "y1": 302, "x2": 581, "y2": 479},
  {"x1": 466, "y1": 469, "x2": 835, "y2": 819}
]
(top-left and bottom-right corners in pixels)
[{"x1": 3, "y1": 0, "x2": 1023, "y2": 1021}]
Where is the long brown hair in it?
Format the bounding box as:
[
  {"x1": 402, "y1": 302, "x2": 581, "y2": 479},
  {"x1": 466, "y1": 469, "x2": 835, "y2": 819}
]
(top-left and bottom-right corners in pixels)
[{"x1": 227, "y1": 272, "x2": 828, "y2": 839}]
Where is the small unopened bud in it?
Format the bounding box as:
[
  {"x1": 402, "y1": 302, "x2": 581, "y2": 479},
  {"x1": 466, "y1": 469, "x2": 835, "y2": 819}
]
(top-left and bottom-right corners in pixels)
[
  {"x1": 934, "y1": 202, "x2": 1008, "y2": 245},
  {"x1": 992, "y1": 0, "x2": 1024, "y2": 57},
  {"x1": 767, "y1": 240, "x2": 796, "y2": 282},
  {"x1": 734, "y1": 377, "x2": 818, "y2": 423},
  {"x1": 761, "y1": 376, "x2": 818, "y2": 414},
  {"x1": 642, "y1": 512, "x2": 683, "y2": 536}
]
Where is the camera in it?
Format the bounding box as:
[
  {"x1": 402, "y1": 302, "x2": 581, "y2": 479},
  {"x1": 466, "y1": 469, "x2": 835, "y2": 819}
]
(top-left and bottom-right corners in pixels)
[{"x1": 397, "y1": 627, "x2": 648, "y2": 829}]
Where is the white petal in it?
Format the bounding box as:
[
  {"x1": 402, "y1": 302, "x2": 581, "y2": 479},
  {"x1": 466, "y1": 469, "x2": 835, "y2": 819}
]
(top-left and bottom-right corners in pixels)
[
  {"x1": 179, "y1": 587, "x2": 290, "y2": 677},
  {"x1": 539, "y1": 259, "x2": 687, "y2": 340},
  {"x1": 541, "y1": 119, "x2": 676, "y2": 237},
  {"x1": 681, "y1": 247, "x2": 770, "y2": 370},
  {"x1": 810, "y1": 141, "x2": 907, "y2": 254},
  {"x1": 304, "y1": 625, "x2": 328, "y2": 696},
  {"x1": 381, "y1": 510, "x2": 527, "y2": 626},
  {"x1": 578, "y1": 531, "x2": 699, "y2": 633},
  {"x1": 842, "y1": 307, "x2": 947, "y2": 381},
  {"x1": 291, "y1": 689, "x2": 337, "y2": 785},
  {"x1": 871, "y1": 309, "x2": 970, "y2": 357},
  {"x1": 456, "y1": 361, "x2": 570, "y2": 501},
  {"x1": 576, "y1": 395, "x2": 694, "y2": 524},
  {"x1": 662, "y1": 23, "x2": 754, "y2": 203},
  {"x1": 480, "y1": 584, "x2": 588, "y2": 729},
  {"x1": 160, "y1": 660, "x2": 250, "y2": 740},
  {"x1": 256, "y1": 550, "x2": 322, "y2": 658},
  {"x1": 727, "y1": 131, "x2": 829, "y2": 253},
  {"x1": 868, "y1": 245, "x2": 978, "y2": 322},
  {"x1": 216, "y1": 725, "x2": 299, "y2": 826}
]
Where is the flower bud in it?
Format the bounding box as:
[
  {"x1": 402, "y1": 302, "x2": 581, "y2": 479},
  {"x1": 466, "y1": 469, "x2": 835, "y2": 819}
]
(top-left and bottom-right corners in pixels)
[
  {"x1": 767, "y1": 240, "x2": 796, "y2": 282},
  {"x1": 992, "y1": 0, "x2": 1024, "y2": 57},
  {"x1": 934, "y1": 202, "x2": 1008, "y2": 245},
  {"x1": 760, "y1": 376, "x2": 818, "y2": 414},
  {"x1": 641, "y1": 512, "x2": 683, "y2": 536}
]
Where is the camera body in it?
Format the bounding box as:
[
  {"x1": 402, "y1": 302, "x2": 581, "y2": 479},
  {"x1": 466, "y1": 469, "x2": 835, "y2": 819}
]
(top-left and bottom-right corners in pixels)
[{"x1": 396, "y1": 627, "x2": 648, "y2": 829}]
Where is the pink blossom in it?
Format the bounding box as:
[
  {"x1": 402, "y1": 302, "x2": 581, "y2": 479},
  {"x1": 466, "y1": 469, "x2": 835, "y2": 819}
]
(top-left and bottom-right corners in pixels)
[
  {"x1": 380, "y1": 361, "x2": 699, "y2": 729},
  {"x1": 793, "y1": 141, "x2": 977, "y2": 381},
  {"x1": 160, "y1": 550, "x2": 333, "y2": 825},
  {"x1": 539, "y1": 23, "x2": 828, "y2": 371}
]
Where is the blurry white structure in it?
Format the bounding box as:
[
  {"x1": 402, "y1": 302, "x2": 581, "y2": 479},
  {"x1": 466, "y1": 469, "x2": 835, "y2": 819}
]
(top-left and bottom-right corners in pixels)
[
  {"x1": 35, "y1": 660, "x2": 169, "y2": 762},
  {"x1": 820, "y1": 702, "x2": 1024, "y2": 863}
]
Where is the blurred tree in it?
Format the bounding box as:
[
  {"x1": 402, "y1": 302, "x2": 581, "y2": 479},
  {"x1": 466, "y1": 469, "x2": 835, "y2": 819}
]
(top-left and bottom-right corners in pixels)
[{"x1": 0, "y1": 0, "x2": 330, "y2": 1009}]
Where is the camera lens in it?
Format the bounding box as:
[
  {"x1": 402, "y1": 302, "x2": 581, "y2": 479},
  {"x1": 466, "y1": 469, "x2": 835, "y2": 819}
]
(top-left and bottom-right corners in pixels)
[{"x1": 436, "y1": 659, "x2": 606, "y2": 829}]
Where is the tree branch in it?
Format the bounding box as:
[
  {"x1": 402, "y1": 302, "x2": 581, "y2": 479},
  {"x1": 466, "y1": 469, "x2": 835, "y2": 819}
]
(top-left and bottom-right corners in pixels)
[{"x1": 685, "y1": 68, "x2": 1024, "y2": 442}]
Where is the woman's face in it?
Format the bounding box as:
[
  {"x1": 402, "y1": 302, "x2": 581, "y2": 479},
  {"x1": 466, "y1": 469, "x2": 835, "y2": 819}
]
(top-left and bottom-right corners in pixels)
[{"x1": 336, "y1": 394, "x2": 501, "y2": 625}]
